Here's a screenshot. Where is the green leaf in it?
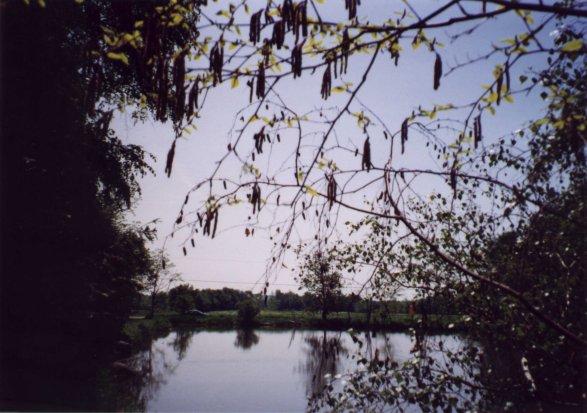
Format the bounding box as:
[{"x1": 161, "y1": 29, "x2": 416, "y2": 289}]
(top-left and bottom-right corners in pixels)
[
  {"x1": 107, "y1": 52, "x2": 129, "y2": 65},
  {"x1": 231, "y1": 76, "x2": 239, "y2": 89},
  {"x1": 561, "y1": 40, "x2": 583, "y2": 52},
  {"x1": 305, "y1": 186, "x2": 318, "y2": 196}
]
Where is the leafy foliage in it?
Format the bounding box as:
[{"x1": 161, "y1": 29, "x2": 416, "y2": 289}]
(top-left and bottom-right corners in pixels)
[
  {"x1": 297, "y1": 250, "x2": 344, "y2": 321},
  {"x1": 237, "y1": 299, "x2": 261, "y2": 326}
]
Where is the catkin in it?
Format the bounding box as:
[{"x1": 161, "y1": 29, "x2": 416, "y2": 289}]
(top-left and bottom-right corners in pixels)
[
  {"x1": 164, "y1": 140, "x2": 176, "y2": 177},
  {"x1": 362, "y1": 138, "x2": 372, "y2": 171},
  {"x1": 433, "y1": 53, "x2": 442, "y2": 90},
  {"x1": 321, "y1": 62, "x2": 332, "y2": 100}
]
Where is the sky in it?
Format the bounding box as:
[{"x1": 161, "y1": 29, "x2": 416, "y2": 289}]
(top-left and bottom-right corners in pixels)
[{"x1": 114, "y1": 0, "x2": 560, "y2": 296}]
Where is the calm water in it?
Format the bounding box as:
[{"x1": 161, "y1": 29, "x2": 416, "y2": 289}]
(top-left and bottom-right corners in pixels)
[{"x1": 117, "y1": 328, "x2": 466, "y2": 412}]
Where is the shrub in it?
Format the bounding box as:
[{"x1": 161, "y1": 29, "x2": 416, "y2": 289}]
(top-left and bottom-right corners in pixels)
[{"x1": 236, "y1": 299, "x2": 260, "y2": 326}]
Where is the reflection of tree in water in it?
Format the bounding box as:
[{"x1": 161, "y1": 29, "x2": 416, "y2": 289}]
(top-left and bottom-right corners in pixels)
[
  {"x1": 234, "y1": 329, "x2": 260, "y2": 350},
  {"x1": 297, "y1": 331, "x2": 348, "y2": 396},
  {"x1": 363, "y1": 331, "x2": 397, "y2": 365},
  {"x1": 171, "y1": 328, "x2": 195, "y2": 360},
  {"x1": 107, "y1": 339, "x2": 178, "y2": 412}
]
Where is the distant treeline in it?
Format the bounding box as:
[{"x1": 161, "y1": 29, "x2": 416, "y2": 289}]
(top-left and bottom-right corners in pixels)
[{"x1": 139, "y1": 284, "x2": 457, "y2": 316}]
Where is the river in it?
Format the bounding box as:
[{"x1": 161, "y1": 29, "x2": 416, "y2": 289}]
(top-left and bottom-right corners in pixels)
[{"x1": 108, "y1": 328, "x2": 468, "y2": 412}]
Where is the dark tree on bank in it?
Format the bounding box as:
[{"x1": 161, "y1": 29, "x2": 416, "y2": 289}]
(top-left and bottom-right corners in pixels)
[
  {"x1": 297, "y1": 251, "x2": 343, "y2": 321},
  {"x1": 0, "y1": 0, "x2": 200, "y2": 408},
  {"x1": 236, "y1": 299, "x2": 261, "y2": 326}
]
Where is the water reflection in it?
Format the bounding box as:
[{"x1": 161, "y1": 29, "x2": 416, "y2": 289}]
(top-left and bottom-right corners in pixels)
[
  {"x1": 170, "y1": 328, "x2": 194, "y2": 360},
  {"x1": 107, "y1": 337, "x2": 178, "y2": 412},
  {"x1": 233, "y1": 329, "x2": 260, "y2": 350},
  {"x1": 100, "y1": 329, "x2": 481, "y2": 413},
  {"x1": 297, "y1": 331, "x2": 348, "y2": 396}
]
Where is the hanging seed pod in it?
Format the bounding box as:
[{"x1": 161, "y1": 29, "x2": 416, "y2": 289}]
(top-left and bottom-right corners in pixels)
[
  {"x1": 282, "y1": 0, "x2": 294, "y2": 30},
  {"x1": 183, "y1": 247, "x2": 187, "y2": 256},
  {"x1": 327, "y1": 173, "x2": 337, "y2": 210},
  {"x1": 203, "y1": 208, "x2": 212, "y2": 236},
  {"x1": 433, "y1": 53, "x2": 442, "y2": 90},
  {"x1": 256, "y1": 64, "x2": 265, "y2": 99},
  {"x1": 176, "y1": 213, "x2": 183, "y2": 224},
  {"x1": 341, "y1": 28, "x2": 350, "y2": 74},
  {"x1": 212, "y1": 208, "x2": 219, "y2": 238},
  {"x1": 272, "y1": 20, "x2": 285, "y2": 49},
  {"x1": 276, "y1": 194, "x2": 280, "y2": 205},
  {"x1": 251, "y1": 183, "x2": 262, "y2": 214},
  {"x1": 191, "y1": 239, "x2": 195, "y2": 247},
  {"x1": 249, "y1": 9, "x2": 263, "y2": 44},
  {"x1": 164, "y1": 140, "x2": 176, "y2": 177},
  {"x1": 184, "y1": 194, "x2": 190, "y2": 205},
  {"x1": 474, "y1": 115, "x2": 482, "y2": 148},
  {"x1": 401, "y1": 119, "x2": 409, "y2": 154},
  {"x1": 345, "y1": 0, "x2": 360, "y2": 20},
  {"x1": 187, "y1": 76, "x2": 200, "y2": 118},
  {"x1": 293, "y1": 44, "x2": 304, "y2": 78},
  {"x1": 292, "y1": 1, "x2": 308, "y2": 42},
  {"x1": 254, "y1": 126, "x2": 266, "y2": 154},
  {"x1": 301, "y1": 1, "x2": 308, "y2": 37},
  {"x1": 320, "y1": 62, "x2": 332, "y2": 100},
  {"x1": 173, "y1": 50, "x2": 187, "y2": 121},
  {"x1": 162, "y1": 258, "x2": 166, "y2": 269},
  {"x1": 361, "y1": 137, "x2": 372, "y2": 171},
  {"x1": 223, "y1": 180, "x2": 227, "y2": 190},
  {"x1": 209, "y1": 41, "x2": 224, "y2": 85},
  {"x1": 197, "y1": 212, "x2": 203, "y2": 226},
  {"x1": 291, "y1": 40, "x2": 305, "y2": 79}
]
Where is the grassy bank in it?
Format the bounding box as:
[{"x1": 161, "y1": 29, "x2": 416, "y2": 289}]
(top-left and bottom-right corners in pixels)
[
  {"x1": 123, "y1": 313, "x2": 174, "y2": 346},
  {"x1": 124, "y1": 310, "x2": 463, "y2": 345}
]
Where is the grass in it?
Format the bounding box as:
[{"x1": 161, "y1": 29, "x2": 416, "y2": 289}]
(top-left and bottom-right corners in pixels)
[
  {"x1": 123, "y1": 310, "x2": 463, "y2": 346},
  {"x1": 162, "y1": 310, "x2": 462, "y2": 331}
]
